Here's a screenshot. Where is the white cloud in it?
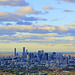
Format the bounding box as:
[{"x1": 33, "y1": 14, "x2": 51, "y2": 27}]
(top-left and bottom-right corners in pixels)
[
  {"x1": 16, "y1": 6, "x2": 42, "y2": 15},
  {"x1": 0, "y1": 24, "x2": 74, "y2": 36},
  {"x1": 43, "y1": 5, "x2": 54, "y2": 10},
  {"x1": 0, "y1": 0, "x2": 29, "y2": 6},
  {"x1": 68, "y1": 24, "x2": 75, "y2": 27},
  {"x1": 63, "y1": 0, "x2": 75, "y2": 3},
  {"x1": 0, "y1": 11, "x2": 24, "y2": 21},
  {"x1": 64, "y1": 9, "x2": 74, "y2": 12}
]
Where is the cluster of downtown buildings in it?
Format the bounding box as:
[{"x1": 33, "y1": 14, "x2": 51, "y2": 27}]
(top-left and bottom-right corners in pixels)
[{"x1": 0, "y1": 47, "x2": 75, "y2": 69}]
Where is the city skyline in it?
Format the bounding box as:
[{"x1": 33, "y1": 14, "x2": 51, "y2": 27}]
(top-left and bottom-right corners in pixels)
[
  {"x1": 0, "y1": 46, "x2": 75, "y2": 74},
  {"x1": 0, "y1": 0, "x2": 75, "y2": 52}
]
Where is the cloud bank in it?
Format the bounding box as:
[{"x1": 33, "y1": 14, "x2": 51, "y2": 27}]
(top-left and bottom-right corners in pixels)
[{"x1": 0, "y1": 0, "x2": 29, "y2": 6}]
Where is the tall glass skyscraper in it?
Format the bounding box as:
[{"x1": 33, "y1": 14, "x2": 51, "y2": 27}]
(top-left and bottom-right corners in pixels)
[
  {"x1": 14, "y1": 48, "x2": 16, "y2": 56},
  {"x1": 23, "y1": 47, "x2": 25, "y2": 58}
]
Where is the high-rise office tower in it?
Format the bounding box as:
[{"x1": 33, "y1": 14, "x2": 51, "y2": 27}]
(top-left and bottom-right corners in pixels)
[
  {"x1": 26, "y1": 49, "x2": 28, "y2": 55},
  {"x1": 29, "y1": 53, "x2": 34, "y2": 60},
  {"x1": 14, "y1": 48, "x2": 16, "y2": 56},
  {"x1": 45, "y1": 53, "x2": 48, "y2": 60},
  {"x1": 41, "y1": 50, "x2": 44, "y2": 54},
  {"x1": 38, "y1": 50, "x2": 41, "y2": 56},
  {"x1": 51, "y1": 52, "x2": 56, "y2": 60},
  {"x1": 23, "y1": 47, "x2": 25, "y2": 58}
]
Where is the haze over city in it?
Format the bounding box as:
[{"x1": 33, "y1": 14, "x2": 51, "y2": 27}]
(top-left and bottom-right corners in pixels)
[{"x1": 0, "y1": 0, "x2": 75, "y2": 52}]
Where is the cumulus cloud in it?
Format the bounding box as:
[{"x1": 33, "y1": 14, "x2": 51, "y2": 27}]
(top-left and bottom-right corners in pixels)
[
  {"x1": 56, "y1": 0, "x2": 75, "y2": 3},
  {"x1": 17, "y1": 21, "x2": 32, "y2": 25},
  {"x1": 0, "y1": 0, "x2": 29, "y2": 6},
  {"x1": 16, "y1": 6, "x2": 42, "y2": 15},
  {"x1": 16, "y1": 16, "x2": 47, "y2": 25},
  {"x1": 0, "y1": 35, "x2": 43, "y2": 41},
  {"x1": 69, "y1": 38, "x2": 75, "y2": 40},
  {"x1": 22, "y1": 16, "x2": 47, "y2": 21},
  {"x1": 68, "y1": 24, "x2": 75, "y2": 27},
  {"x1": 0, "y1": 5, "x2": 44, "y2": 22},
  {"x1": 0, "y1": 33, "x2": 75, "y2": 44},
  {"x1": 43, "y1": 5, "x2": 55, "y2": 10},
  {"x1": 58, "y1": 26, "x2": 69, "y2": 32},
  {"x1": 0, "y1": 11, "x2": 24, "y2": 21},
  {"x1": 0, "y1": 25, "x2": 74, "y2": 36},
  {"x1": 0, "y1": 24, "x2": 74, "y2": 44},
  {"x1": 64, "y1": 9, "x2": 74, "y2": 12},
  {"x1": 6, "y1": 23, "x2": 12, "y2": 26},
  {"x1": 52, "y1": 19, "x2": 58, "y2": 21},
  {"x1": 0, "y1": 11, "x2": 45, "y2": 22},
  {"x1": 63, "y1": 0, "x2": 75, "y2": 3}
]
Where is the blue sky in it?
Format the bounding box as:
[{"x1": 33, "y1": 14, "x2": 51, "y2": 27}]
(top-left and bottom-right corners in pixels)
[{"x1": 0, "y1": 0, "x2": 75, "y2": 52}]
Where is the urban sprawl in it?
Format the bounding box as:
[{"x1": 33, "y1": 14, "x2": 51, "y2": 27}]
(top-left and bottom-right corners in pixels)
[{"x1": 0, "y1": 47, "x2": 75, "y2": 75}]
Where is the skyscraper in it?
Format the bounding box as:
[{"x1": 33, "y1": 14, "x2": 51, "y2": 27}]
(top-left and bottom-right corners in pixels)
[
  {"x1": 45, "y1": 53, "x2": 48, "y2": 60},
  {"x1": 23, "y1": 47, "x2": 25, "y2": 58},
  {"x1": 26, "y1": 49, "x2": 28, "y2": 55},
  {"x1": 14, "y1": 48, "x2": 16, "y2": 56},
  {"x1": 29, "y1": 53, "x2": 34, "y2": 60}
]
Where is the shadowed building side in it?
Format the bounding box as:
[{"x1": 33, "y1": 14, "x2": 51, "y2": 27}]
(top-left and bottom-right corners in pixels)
[
  {"x1": 14, "y1": 48, "x2": 16, "y2": 56},
  {"x1": 23, "y1": 47, "x2": 25, "y2": 58}
]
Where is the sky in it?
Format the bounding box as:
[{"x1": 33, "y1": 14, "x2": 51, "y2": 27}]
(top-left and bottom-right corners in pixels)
[{"x1": 0, "y1": 0, "x2": 75, "y2": 52}]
